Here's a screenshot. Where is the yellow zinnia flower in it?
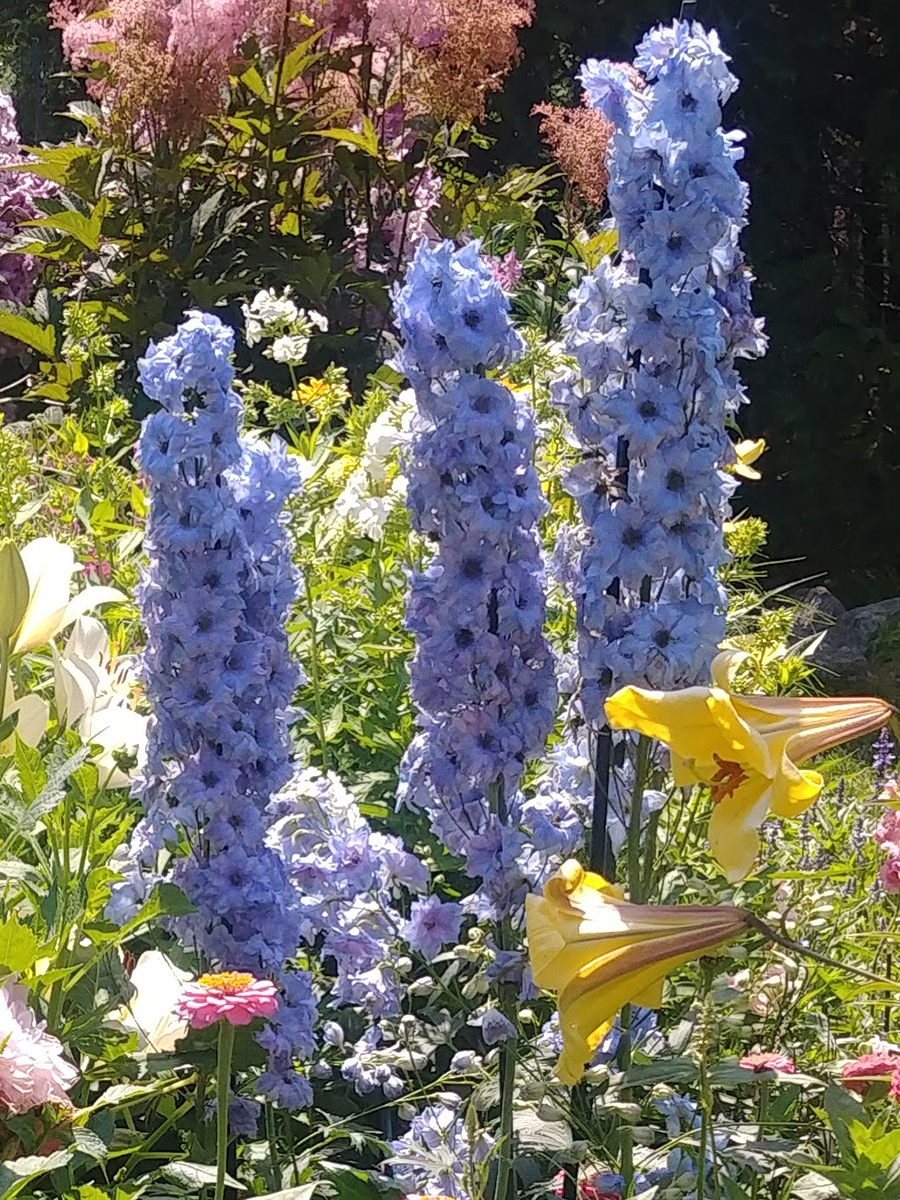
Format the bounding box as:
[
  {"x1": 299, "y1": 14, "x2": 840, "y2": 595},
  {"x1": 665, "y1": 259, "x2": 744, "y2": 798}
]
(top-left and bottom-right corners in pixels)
[
  {"x1": 605, "y1": 657, "x2": 893, "y2": 882},
  {"x1": 526, "y1": 860, "x2": 748, "y2": 1085}
]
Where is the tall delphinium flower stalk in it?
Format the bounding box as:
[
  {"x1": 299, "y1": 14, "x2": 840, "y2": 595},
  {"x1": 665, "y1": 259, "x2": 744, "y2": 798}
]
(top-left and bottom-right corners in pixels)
[
  {"x1": 553, "y1": 21, "x2": 767, "y2": 879},
  {"x1": 394, "y1": 240, "x2": 557, "y2": 1200},
  {"x1": 112, "y1": 311, "x2": 315, "y2": 1112}
]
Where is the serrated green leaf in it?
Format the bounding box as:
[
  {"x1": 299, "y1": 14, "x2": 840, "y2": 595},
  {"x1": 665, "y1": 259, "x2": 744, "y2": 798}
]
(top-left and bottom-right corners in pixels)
[
  {"x1": 0, "y1": 311, "x2": 56, "y2": 357},
  {"x1": 0, "y1": 913, "x2": 39, "y2": 973}
]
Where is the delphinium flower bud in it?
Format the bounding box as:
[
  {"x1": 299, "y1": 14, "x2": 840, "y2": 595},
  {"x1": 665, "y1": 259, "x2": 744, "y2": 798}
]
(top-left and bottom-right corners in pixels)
[
  {"x1": 110, "y1": 311, "x2": 315, "y2": 1108},
  {"x1": 393, "y1": 240, "x2": 557, "y2": 922},
  {"x1": 554, "y1": 21, "x2": 767, "y2": 723}
]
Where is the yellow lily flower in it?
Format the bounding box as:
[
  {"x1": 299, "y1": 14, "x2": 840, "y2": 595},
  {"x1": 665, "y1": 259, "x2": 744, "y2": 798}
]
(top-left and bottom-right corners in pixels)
[
  {"x1": 605, "y1": 656, "x2": 893, "y2": 882},
  {"x1": 727, "y1": 437, "x2": 767, "y2": 480},
  {"x1": 526, "y1": 860, "x2": 747, "y2": 1085}
]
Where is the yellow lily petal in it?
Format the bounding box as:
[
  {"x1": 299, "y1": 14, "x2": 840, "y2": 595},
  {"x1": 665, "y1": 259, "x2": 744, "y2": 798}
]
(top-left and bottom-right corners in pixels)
[
  {"x1": 605, "y1": 684, "x2": 770, "y2": 778},
  {"x1": 606, "y1": 681, "x2": 893, "y2": 881},
  {"x1": 527, "y1": 861, "x2": 748, "y2": 1084}
]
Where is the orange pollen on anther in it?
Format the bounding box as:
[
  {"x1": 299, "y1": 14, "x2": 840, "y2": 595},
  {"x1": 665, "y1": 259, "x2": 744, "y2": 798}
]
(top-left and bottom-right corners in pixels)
[
  {"x1": 198, "y1": 971, "x2": 254, "y2": 993},
  {"x1": 709, "y1": 753, "x2": 750, "y2": 804}
]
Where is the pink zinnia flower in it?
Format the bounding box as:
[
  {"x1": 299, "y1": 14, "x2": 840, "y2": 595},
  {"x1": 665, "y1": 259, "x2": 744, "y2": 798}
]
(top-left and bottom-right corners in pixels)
[
  {"x1": 0, "y1": 979, "x2": 79, "y2": 1113},
  {"x1": 176, "y1": 971, "x2": 279, "y2": 1029},
  {"x1": 879, "y1": 855, "x2": 900, "y2": 894},
  {"x1": 739, "y1": 1052, "x2": 796, "y2": 1074},
  {"x1": 841, "y1": 1052, "x2": 900, "y2": 1096}
]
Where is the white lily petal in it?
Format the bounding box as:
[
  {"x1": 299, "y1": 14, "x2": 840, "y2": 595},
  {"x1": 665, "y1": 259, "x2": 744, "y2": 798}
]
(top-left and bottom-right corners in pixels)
[
  {"x1": 53, "y1": 647, "x2": 102, "y2": 729},
  {"x1": 0, "y1": 684, "x2": 49, "y2": 753},
  {"x1": 13, "y1": 537, "x2": 78, "y2": 654},
  {"x1": 80, "y1": 698, "x2": 147, "y2": 789},
  {"x1": 107, "y1": 950, "x2": 192, "y2": 1052},
  {"x1": 65, "y1": 616, "x2": 111, "y2": 668},
  {"x1": 60, "y1": 586, "x2": 126, "y2": 635}
]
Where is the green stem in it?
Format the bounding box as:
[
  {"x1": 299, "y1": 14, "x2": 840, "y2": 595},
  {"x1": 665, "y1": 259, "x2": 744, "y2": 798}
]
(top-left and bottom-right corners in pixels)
[
  {"x1": 627, "y1": 736, "x2": 651, "y2": 903},
  {"x1": 489, "y1": 777, "x2": 515, "y2": 1200},
  {"x1": 617, "y1": 1003, "x2": 634, "y2": 1195},
  {"x1": 302, "y1": 567, "x2": 331, "y2": 769},
  {"x1": 0, "y1": 636, "x2": 9, "y2": 725},
  {"x1": 494, "y1": 1032, "x2": 516, "y2": 1200},
  {"x1": 215, "y1": 1021, "x2": 236, "y2": 1200}
]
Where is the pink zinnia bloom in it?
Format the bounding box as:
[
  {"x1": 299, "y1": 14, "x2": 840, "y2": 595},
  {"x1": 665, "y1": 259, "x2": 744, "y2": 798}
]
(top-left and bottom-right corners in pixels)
[
  {"x1": 0, "y1": 980, "x2": 79, "y2": 1113},
  {"x1": 739, "y1": 1051, "x2": 796, "y2": 1074},
  {"x1": 841, "y1": 1052, "x2": 900, "y2": 1096},
  {"x1": 890, "y1": 1067, "x2": 900, "y2": 1104},
  {"x1": 176, "y1": 971, "x2": 279, "y2": 1029},
  {"x1": 879, "y1": 855, "x2": 900, "y2": 893}
]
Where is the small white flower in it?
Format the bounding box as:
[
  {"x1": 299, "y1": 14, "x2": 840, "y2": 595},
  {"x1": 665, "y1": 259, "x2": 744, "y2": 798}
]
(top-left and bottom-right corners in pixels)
[
  {"x1": 243, "y1": 287, "x2": 299, "y2": 345},
  {"x1": 305, "y1": 310, "x2": 328, "y2": 333},
  {"x1": 269, "y1": 332, "x2": 311, "y2": 365}
]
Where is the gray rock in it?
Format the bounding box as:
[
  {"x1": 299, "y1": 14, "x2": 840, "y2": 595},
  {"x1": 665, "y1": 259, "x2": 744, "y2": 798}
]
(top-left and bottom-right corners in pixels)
[{"x1": 811, "y1": 594, "x2": 900, "y2": 696}]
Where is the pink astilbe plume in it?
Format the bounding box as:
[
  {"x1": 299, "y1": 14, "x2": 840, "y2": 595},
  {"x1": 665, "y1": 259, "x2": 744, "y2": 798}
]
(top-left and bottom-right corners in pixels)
[
  {"x1": 51, "y1": 0, "x2": 274, "y2": 141},
  {"x1": 532, "y1": 100, "x2": 612, "y2": 208},
  {"x1": 416, "y1": 0, "x2": 534, "y2": 123},
  {"x1": 0, "y1": 980, "x2": 79, "y2": 1114}
]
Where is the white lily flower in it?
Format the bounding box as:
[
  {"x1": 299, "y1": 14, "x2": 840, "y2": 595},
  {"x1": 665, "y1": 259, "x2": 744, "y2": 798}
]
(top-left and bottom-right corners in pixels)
[
  {"x1": 107, "y1": 950, "x2": 193, "y2": 1052},
  {"x1": 0, "y1": 681, "x2": 49, "y2": 755},
  {"x1": 54, "y1": 617, "x2": 147, "y2": 788},
  {"x1": 13, "y1": 538, "x2": 124, "y2": 656}
]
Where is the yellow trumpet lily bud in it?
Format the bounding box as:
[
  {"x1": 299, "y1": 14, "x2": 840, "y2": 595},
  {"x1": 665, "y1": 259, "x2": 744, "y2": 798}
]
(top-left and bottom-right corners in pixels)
[
  {"x1": 526, "y1": 860, "x2": 748, "y2": 1085},
  {"x1": 605, "y1": 657, "x2": 893, "y2": 882},
  {"x1": 0, "y1": 540, "x2": 29, "y2": 642}
]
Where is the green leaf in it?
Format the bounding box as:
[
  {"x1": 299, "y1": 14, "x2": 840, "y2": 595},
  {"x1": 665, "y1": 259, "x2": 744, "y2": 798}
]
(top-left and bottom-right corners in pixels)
[
  {"x1": 255, "y1": 1188, "x2": 319, "y2": 1200},
  {"x1": 15, "y1": 739, "x2": 45, "y2": 803},
  {"x1": 124, "y1": 881, "x2": 195, "y2": 933},
  {"x1": 0, "y1": 310, "x2": 56, "y2": 357},
  {"x1": 313, "y1": 116, "x2": 379, "y2": 157},
  {"x1": 622, "y1": 1057, "x2": 698, "y2": 1087},
  {"x1": 21, "y1": 199, "x2": 109, "y2": 251},
  {"x1": 72, "y1": 1125, "x2": 109, "y2": 1160},
  {"x1": 0, "y1": 914, "x2": 39, "y2": 973},
  {"x1": 162, "y1": 1161, "x2": 247, "y2": 1192},
  {"x1": 0, "y1": 1148, "x2": 74, "y2": 1195}
]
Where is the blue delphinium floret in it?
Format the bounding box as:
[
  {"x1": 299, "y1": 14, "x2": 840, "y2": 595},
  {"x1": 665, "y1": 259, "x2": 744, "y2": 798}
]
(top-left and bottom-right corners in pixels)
[
  {"x1": 394, "y1": 240, "x2": 557, "y2": 922},
  {"x1": 389, "y1": 1102, "x2": 494, "y2": 1200},
  {"x1": 111, "y1": 310, "x2": 314, "y2": 1109},
  {"x1": 554, "y1": 21, "x2": 767, "y2": 723}
]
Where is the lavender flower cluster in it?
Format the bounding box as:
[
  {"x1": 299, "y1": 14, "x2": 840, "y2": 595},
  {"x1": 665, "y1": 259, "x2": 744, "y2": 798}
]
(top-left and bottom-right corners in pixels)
[
  {"x1": 554, "y1": 21, "x2": 767, "y2": 721},
  {"x1": 389, "y1": 1101, "x2": 494, "y2": 1200},
  {"x1": 111, "y1": 311, "x2": 315, "y2": 1109},
  {"x1": 394, "y1": 241, "x2": 557, "y2": 920},
  {"x1": 269, "y1": 766, "x2": 472, "y2": 1098}
]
